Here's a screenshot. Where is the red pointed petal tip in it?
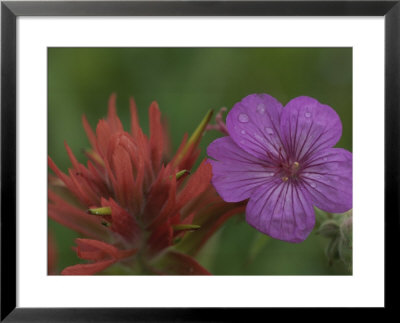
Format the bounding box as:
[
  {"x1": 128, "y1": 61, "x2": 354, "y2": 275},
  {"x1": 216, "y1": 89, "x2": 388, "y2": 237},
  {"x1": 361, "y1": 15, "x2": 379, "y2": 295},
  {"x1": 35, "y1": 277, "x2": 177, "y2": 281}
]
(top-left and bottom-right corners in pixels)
[
  {"x1": 82, "y1": 114, "x2": 97, "y2": 150},
  {"x1": 48, "y1": 156, "x2": 68, "y2": 183},
  {"x1": 75, "y1": 238, "x2": 122, "y2": 258},
  {"x1": 61, "y1": 260, "x2": 115, "y2": 275},
  {"x1": 61, "y1": 239, "x2": 137, "y2": 275},
  {"x1": 75, "y1": 239, "x2": 109, "y2": 261},
  {"x1": 149, "y1": 101, "x2": 164, "y2": 171},
  {"x1": 107, "y1": 93, "x2": 124, "y2": 132},
  {"x1": 129, "y1": 96, "x2": 145, "y2": 144},
  {"x1": 49, "y1": 150, "x2": 101, "y2": 207},
  {"x1": 64, "y1": 141, "x2": 81, "y2": 170},
  {"x1": 48, "y1": 190, "x2": 108, "y2": 239}
]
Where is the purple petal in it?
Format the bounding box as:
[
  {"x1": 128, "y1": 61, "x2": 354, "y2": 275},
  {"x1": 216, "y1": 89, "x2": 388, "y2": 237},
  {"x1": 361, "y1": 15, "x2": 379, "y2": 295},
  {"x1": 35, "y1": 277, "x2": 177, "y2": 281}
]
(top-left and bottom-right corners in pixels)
[
  {"x1": 301, "y1": 148, "x2": 352, "y2": 213},
  {"x1": 207, "y1": 136, "x2": 274, "y2": 202},
  {"x1": 246, "y1": 180, "x2": 315, "y2": 243},
  {"x1": 280, "y1": 96, "x2": 342, "y2": 162},
  {"x1": 226, "y1": 93, "x2": 285, "y2": 161}
]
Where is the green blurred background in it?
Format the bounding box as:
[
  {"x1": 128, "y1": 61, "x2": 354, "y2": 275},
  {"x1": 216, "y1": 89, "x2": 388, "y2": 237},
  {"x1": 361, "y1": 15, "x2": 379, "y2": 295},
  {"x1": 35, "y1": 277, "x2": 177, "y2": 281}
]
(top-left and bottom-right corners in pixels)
[{"x1": 48, "y1": 48, "x2": 352, "y2": 275}]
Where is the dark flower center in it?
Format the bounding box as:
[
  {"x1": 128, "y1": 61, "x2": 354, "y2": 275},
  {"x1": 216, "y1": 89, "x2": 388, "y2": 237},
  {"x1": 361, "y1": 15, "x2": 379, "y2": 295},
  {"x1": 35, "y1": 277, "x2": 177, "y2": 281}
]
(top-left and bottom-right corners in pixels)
[{"x1": 280, "y1": 161, "x2": 301, "y2": 182}]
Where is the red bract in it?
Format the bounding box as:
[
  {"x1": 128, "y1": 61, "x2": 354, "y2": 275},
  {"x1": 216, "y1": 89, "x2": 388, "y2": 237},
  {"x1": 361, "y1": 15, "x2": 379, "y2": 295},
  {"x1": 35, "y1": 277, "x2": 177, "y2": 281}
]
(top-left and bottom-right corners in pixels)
[{"x1": 48, "y1": 94, "x2": 244, "y2": 275}]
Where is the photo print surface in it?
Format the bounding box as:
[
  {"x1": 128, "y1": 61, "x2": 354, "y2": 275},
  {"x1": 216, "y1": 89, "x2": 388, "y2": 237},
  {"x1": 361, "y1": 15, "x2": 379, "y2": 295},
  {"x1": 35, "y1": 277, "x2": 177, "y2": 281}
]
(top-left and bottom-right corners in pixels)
[{"x1": 48, "y1": 48, "x2": 352, "y2": 276}]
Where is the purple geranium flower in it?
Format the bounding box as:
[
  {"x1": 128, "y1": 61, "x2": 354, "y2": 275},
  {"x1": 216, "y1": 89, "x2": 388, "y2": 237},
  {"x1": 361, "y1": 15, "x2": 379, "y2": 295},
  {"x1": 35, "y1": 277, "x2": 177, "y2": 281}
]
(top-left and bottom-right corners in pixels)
[{"x1": 207, "y1": 94, "x2": 352, "y2": 243}]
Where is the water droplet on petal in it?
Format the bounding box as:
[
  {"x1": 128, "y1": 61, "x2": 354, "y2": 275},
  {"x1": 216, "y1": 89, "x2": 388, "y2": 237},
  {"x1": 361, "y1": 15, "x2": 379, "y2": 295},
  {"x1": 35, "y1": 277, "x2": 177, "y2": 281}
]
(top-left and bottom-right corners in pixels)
[
  {"x1": 311, "y1": 182, "x2": 317, "y2": 188},
  {"x1": 305, "y1": 112, "x2": 311, "y2": 118},
  {"x1": 257, "y1": 104, "x2": 265, "y2": 114},
  {"x1": 254, "y1": 134, "x2": 265, "y2": 143},
  {"x1": 323, "y1": 157, "x2": 328, "y2": 161},
  {"x1": 265, "y1": 127, "x2": 274, "y2": 135},
  {"x1": 238, "y1": 113, "x2": 249, "y2": 123},
  {"x1": 241, "y1": 130, "x2": 246, "y2": 135}
]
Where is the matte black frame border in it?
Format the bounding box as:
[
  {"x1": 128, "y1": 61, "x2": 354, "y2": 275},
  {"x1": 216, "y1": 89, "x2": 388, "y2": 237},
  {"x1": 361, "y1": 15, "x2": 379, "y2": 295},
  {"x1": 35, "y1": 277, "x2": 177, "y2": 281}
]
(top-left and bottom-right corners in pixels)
[{"x1": 1, "y1": 1, "x2": 399, "y2": 321}]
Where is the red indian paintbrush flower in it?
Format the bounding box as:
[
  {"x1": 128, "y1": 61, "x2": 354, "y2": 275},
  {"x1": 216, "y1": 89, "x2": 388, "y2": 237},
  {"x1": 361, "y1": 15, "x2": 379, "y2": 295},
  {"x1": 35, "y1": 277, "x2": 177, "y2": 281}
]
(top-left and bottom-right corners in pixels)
[{"x1": 48, "y1": 94, "x2": 244, "y2": 275}]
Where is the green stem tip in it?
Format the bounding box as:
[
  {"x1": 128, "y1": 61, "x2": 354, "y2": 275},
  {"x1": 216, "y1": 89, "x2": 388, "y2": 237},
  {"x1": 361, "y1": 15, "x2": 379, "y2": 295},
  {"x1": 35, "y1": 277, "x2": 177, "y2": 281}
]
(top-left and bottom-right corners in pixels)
[{"x1": 175, "y1": 109, "x2": 213, "y2": 165}]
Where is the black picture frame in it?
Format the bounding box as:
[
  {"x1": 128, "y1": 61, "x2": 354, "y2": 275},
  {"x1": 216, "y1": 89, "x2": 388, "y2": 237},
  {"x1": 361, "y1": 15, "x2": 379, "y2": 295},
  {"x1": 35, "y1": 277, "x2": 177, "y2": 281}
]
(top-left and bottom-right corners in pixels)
[{"x1": 1, "y1": 1, "x2": 398, "y2": 321}]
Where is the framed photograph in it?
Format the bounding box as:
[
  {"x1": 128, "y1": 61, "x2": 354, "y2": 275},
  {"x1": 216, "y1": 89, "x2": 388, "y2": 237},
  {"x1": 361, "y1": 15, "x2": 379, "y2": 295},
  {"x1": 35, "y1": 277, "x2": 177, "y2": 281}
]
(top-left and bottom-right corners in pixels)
[{"x1": 1, "y1": 0, "x2": 398, "y2": 320}]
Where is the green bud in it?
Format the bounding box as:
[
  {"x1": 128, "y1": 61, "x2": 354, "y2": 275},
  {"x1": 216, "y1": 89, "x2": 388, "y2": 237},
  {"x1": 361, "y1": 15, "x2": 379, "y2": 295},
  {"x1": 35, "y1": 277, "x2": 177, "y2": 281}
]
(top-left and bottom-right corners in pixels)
[
  {"x1": 317, "y1": 220, "x2": 340, "y2": 238},
  {"x1": 314, "y1": 207, "x2": 331, "y2": 224},
  {"x1": 340, "y1": 216, "x2": 353, "y2": 243},
  {"x1": 326, "y1": 237, "x2": 340, "y2": 265},
  {"x1": 339, "y1": 215, "x2": 352, "y2": 269},
  {"x1": 338, "y1": 237, "x2": 352, "y2": 269},
  {"x1": 318, "y1": 210, "x2": 352, "y2": 271}
]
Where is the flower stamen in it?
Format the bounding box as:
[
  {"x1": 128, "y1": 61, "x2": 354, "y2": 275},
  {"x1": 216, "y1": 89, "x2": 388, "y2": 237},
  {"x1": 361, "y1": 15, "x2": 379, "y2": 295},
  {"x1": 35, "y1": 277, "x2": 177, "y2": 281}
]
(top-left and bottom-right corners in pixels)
[
  {"x1": 172, "y1": 224, "x2": 201, "y2": 232},
  {"x1": 88, "y1": 207, "x2": 112, "y2": 216}
]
